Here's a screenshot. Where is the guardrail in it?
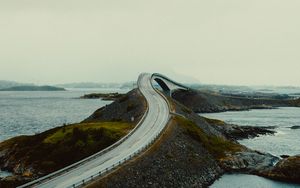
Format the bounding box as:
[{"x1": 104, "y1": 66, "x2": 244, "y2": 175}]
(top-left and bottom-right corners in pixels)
[
  {"x1": 69, "y1": 116, "x2": 170, "y2": 188},
  {"x1": 18, "y1": 74, "x2": 150, "y2": 188},
  {"x1": 19, "y1": 73, "x2": 175, "y2": 188},
  {"x1": 66, "y1": 74, "x2": 172, "y2": 187},
  {"x1": 65, "y1": 74, "x2": 172, "y2": 188},
  {"x1": 69, "y1": 77, "x2": 172, "y2": 188}
]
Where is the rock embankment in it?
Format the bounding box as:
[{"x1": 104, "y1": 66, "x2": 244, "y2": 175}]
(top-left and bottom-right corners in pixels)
[
  {"x1": 85, "y1": 94, "x2": 284, "y2": 188},
  {"x1": 86, "y1": 118, "x2": 223, "y2": 188}
]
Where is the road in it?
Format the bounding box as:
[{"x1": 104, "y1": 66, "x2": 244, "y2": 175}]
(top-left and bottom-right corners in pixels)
[{"x1": 21, "y1": 73, "x2": 170, "y2": 188}]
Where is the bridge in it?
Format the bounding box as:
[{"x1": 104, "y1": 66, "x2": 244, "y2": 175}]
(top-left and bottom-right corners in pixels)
[
  {"x1": 18, "y1": 73, "x2": 188, "y2": 188},
  {"x1": 152, "y1": 73, "x2": 190, "y2": 97}
]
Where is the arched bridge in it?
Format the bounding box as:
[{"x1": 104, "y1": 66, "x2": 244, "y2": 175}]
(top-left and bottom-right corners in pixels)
[{"x1": 151, "y1": 73, "x2": 190, "y2": 97}]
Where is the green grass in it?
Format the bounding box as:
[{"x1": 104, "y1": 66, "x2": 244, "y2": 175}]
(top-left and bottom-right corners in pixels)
[
  {"x1": 175, "y1": 116, "x2": 242, "y2": 159},
  {"x1": 0, "y1": 121, "x2": 134, "y2": 175},
  {"x1": 44, "y1": 122, "x2": 132, "y2": 144}
]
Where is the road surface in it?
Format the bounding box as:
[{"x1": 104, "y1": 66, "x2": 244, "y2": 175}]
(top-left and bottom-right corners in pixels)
[{"x1": 20, "y1": 73, "x2": 170, "y2": 188}]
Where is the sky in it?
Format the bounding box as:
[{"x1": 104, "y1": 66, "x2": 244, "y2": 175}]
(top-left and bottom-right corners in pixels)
[{"x1": 0, "y1": 0, "x2": 300, "y2": 86}]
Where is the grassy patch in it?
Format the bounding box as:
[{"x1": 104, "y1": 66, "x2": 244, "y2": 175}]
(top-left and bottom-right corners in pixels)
[
  {"x1": 0, "y1": 121, "x2": 133, "y2": 175},
  {"x1": 44, "y1": 122, "x2": 132, "y2": 144},
  {"x1": 175, "y1": 116, "x2": 242, "y2": 159}
]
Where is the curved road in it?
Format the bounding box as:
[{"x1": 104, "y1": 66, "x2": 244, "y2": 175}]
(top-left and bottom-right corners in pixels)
[{"x1": 20, "y1": 73, "x2": 170, "y2": 188}]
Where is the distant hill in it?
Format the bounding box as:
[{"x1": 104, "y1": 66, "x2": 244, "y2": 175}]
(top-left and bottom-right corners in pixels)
[
  {"x1": 56, "y1": 81, "x2": 135, "y2": 89},
  {"x1": 0, "y1": 80, "x2": 34, "y2": 90},
  {"x1": 0, "y1": 86, "x2": 66, "y2": 91}
]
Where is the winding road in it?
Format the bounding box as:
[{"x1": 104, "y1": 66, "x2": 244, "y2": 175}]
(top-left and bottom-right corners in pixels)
[{"x1": 19, "y1": 73, "x2": 171, "y2": 188}]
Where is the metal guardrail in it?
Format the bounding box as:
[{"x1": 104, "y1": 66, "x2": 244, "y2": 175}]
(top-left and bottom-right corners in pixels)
[
  {"x1": 69, "y1": 119, "x2": 170, "y2": 188},
  {"x1": 69, "y1": 78, "x2": 172, "y2": 188},
  {"x1": 19, "y1": 73, "x2": 178, "y2": 188},
  {"x1": 18, "y1": 74, "x2": 149, "y2": 188},
  {"x1": 58, "y1": 74, "x2": 172, "y2": 188}
]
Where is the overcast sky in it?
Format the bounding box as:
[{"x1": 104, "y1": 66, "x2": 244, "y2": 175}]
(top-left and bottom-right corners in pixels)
[{"x1": 1, "y1": 0, "x2": 300, "y2": 86}]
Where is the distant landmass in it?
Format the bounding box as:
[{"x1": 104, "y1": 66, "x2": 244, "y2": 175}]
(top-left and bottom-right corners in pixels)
[
  {"x1": 0, "y1": 86, "x2": 66, "y2": 91},
  {"x1": 0, "y1": 80, "x2": 34, "y2": 90},
  {"x1": 80, "y1": 92, "x2": 125, "y2": 100},
  {"x1": 56, "y1": 82, "x2": 136, "y2": 89}
]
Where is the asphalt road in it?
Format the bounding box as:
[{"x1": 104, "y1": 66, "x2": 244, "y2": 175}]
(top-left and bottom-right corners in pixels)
[{"x1": 26, "y1": 73, "x2": 170, "y2": 188}]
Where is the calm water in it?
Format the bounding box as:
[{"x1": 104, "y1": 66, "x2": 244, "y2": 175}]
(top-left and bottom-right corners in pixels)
[
  {"x1": 0, "y1": 88, "x2": 129, "y2": 177},
  {"x1": 202, "y1": 107, "x2": 300, "y2": 156},
  {"x1": 0, "y1": 88, "x2": 128, "y2": 142},
  {"x1": 201, "y1": 107, "x2": 300, "y2": 188},
  {"x1": 211, "y1": 174, "x2": 300, "y2": 188}
]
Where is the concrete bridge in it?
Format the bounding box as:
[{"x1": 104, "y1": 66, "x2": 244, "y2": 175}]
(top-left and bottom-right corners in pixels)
[{"x1": 151, "y1": 73, "x2": 190, "y2": 97}]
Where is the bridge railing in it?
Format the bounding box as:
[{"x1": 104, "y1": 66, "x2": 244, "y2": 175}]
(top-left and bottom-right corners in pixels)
[
  {"x1": 70, "y1": 75, "x2": 171, "y2": 188},
  {"x1": 67, "y1": 74, "x2": 172, "y2": 188},
  {"x1": 69, "y1": 90, "x2": 171, "y2": 188},
  {"x1": 69, "y1": 115, "x2": 170, "y2": 188},
  {"x1": 18, "y1": 73, "x2": 172, "y2": 188},
  {"x1": 152, "y1": 73, "x2": 191, "y2": 91}
]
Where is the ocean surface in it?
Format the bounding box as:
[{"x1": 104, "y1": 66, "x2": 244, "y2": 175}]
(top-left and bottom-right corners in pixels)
[
  {"x1": 0, "y1": 88, "x2": 128, "y2": 142},
  {"x1": 0, "y1": 88, "x2": 130, "y2": 177},
  {"x1": 211, "y1": 174, "x2": 300, "y2": 188},
  {"x1": 201, "y1": 107, "x2": 300, "y2": 188}
]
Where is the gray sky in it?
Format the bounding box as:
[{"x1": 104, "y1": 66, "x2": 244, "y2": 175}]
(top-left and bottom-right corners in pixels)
[{"x1": 1, "y1": 0, "x2": 300, "y2": 86}]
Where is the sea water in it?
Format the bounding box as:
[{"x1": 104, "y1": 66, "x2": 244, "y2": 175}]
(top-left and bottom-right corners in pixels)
[
  {"x1": 0, "y1": 88, "x2": 129, "y2": 177},
  {"x1": 0, "y1": 88, "x2": 128, "y2": 142},
  {"x1": 201, "y1": 108, "x2": 300, "y2": 188}
]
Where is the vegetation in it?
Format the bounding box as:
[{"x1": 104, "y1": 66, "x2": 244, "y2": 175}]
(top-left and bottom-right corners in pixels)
[
  {"x1": 43, "y1": 122, "x2": 131, "y2": 144},
  {"x1": 175, "y1": 116, "x2": 242, "y2": 159},
  {"x1": 0, "y1": 121, "x2": 132, "y2": 174}
]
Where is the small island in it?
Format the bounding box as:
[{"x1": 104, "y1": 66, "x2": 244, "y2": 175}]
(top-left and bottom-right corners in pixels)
[
  {"x1": 0, "y1": 86, "x2": 66, "y2": 91},
  {"x1": 80, "y1": 92, "x2": 125, "y2": 100}
]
